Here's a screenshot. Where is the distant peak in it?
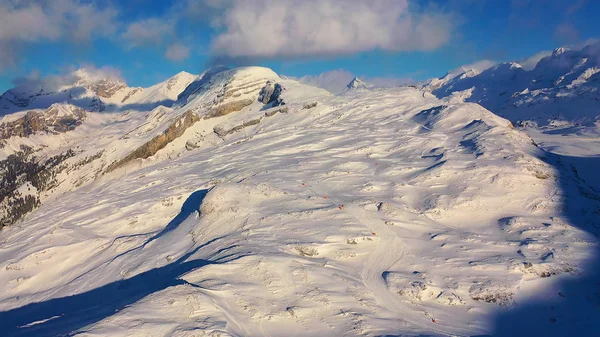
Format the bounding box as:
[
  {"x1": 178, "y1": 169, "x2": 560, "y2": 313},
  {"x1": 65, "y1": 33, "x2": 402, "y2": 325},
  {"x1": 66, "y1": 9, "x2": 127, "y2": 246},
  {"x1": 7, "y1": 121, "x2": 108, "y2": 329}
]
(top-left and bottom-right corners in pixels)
[
  {"x1": 490, "y1": 62, "x2": 523, "y2": 71},
  {"x1": 552, "y1": 47, "x2": 570, "y2": 57},
  {"x1": 164, "y1": 71, "x2": 196, "y2": 92},
  {"x1": 72, "y1": 68, "x2": 127, "y2": 99},
  {"x1": 346, "y1": 77, "x2": 368, "y2": 90},
  {"x1": 170, "y1": 71, "x2": 194, "y2": 80}
]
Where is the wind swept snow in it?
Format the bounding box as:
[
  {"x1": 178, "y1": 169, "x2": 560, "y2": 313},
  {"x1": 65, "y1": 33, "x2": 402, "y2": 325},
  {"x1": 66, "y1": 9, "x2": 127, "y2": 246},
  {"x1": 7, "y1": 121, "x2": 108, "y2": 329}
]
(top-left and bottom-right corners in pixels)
[{"x1": 0, "y1": 67, "x2": 598, "y2": 336}]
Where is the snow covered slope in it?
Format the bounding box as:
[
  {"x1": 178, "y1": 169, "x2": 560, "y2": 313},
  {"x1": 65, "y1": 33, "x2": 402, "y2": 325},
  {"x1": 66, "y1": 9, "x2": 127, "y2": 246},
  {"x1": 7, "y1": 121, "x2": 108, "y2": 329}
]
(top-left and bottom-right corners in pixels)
[
  {"x1": 0, "y1": 68, "x2": 202, "y2": 227},
  {"x1": 426, "y1": 42, "x2": 600, "y2": 128},
  {"x1": 0, "y1": 66, "x2": 598, "y2": 336}
]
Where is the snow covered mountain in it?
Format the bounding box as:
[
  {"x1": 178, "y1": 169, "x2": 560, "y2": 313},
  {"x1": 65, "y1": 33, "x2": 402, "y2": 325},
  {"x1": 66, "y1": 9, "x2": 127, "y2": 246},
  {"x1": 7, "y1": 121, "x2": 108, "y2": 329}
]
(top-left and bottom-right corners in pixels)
[
  {"x1": 0, "y1": 66, "x2": 599, "y2": 336},
  {"x1": 426, "y1": 42, "x2": 600, "y2": 128},
  {"x1": 0, "y1": 68, "x2": 197, "y2": 116},
  {"x1": 345, "y1": 77, "x2": 369, "y2": 91}
]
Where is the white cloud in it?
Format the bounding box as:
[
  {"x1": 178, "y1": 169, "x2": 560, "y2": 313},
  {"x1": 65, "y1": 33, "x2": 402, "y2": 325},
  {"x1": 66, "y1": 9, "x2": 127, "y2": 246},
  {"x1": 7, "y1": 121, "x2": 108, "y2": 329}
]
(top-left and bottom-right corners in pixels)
[
  {"x1": 457, "y1": 60, "x2": 497, "y2": 73},
  {"x1": 209, "y1": 0, "x2": 454, "y2": 60},
  {"x1": 368, "y1": 76, "x2": 415, "y2": 88},
  {"x1": 0, "y1": 0, "x2": 118, "y2": 70},
  {"x1": 0, "y1": 3, "x2": 61, "y2": 42},
  {"x1": 66, "y1": 2, "x2": 119, "y2": 41},
  {"x1": 519, "y1": 50, "x2": 551, "y2": 70},
  {"x1": 297, "y1": 69, "x2": 356, "y2": 93},
  {"x1": 11, "y1": 64, "x2": 125, "y2": 93},
  {"x1": 165, "y1": 43, "x2": 191, "y2": 62},
  {"x1": 73, "y1": 64, "x2": 125, "y2": 83},
  {"x1": 123, "y1": 18, "x2": 174, "y2": 48}
]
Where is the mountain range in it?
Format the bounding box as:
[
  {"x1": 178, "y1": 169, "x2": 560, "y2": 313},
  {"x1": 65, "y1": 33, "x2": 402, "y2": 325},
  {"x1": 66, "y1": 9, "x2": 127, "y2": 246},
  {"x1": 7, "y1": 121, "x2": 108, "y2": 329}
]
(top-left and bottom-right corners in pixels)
[
  {"x1": 424, "y1": 43, "x2": 600, "y2": 129},
  {"x1": 0, "y1": 44, "x2": 599, "y2": 336}
]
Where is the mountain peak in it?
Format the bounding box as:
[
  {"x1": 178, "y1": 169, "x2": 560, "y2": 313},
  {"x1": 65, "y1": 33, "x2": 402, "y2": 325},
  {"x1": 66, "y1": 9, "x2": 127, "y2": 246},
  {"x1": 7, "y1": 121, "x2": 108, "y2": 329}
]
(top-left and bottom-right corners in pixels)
[
  {"x1": 164, "y1": 71, "x2": 196, "y2": 94},
  {"x1": 72, "y1": 68, "x2": 128, "y2": 99},
  {"x1": 552, "y1": 47, "x2": 570, "y2": 57},
  {"x1": 346, "y1": 77, "x2": 368, "y2": 90}
]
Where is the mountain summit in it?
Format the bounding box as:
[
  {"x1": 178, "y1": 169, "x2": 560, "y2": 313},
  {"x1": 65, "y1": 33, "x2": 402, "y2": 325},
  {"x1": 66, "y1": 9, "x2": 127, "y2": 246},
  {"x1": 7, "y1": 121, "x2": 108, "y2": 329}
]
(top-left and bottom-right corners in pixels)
[{"x1": 345, "y1": 77, "x2": 368, "y2": 90}]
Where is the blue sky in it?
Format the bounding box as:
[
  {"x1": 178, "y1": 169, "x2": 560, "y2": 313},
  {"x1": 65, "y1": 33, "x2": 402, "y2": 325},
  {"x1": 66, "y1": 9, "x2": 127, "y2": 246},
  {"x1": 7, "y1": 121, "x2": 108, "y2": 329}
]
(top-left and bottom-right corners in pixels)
[{"x1": 1, "y1": 0, "x2": 599, "y2": 92}]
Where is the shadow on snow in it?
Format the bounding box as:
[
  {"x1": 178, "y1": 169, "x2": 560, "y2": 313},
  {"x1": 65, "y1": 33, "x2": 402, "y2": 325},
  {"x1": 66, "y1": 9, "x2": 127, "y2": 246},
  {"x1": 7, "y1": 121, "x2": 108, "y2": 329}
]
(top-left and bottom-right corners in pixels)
[
  {"x1": 491, "y1": 151, "x2": 600, "y2": 336},
  {"x1": 0, "y1": 189, "x2": 231, "y2": 337}
]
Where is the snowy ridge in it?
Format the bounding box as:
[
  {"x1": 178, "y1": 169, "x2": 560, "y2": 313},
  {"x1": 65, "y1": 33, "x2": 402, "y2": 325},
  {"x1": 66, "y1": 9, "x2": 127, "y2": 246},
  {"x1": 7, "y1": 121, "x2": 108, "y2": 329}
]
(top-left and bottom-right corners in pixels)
[
  {"x1": 0, "y1": 66, "x2": 597, "y2": 336},
  {"x1": 425, "y1": 42, "x2": 600, "y2": 127},
  {"x1": 0, "y1": 69, "x2": 198, "y2": 116}
]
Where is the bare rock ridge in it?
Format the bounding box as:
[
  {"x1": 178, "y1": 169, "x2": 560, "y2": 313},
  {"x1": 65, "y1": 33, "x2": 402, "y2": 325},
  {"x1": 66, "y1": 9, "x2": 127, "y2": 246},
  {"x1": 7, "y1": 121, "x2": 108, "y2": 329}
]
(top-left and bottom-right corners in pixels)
[
  {"x1": 83, "y1": 79, "x2": 128, "y2": 99},
  {"x1": 213, "y1": 79, "x2": 288, "y2": 138},
  {"x1": 106, "y1": 110, "x2": 200, "y2": 173},
  {"x1": 110, "y1": 70, "x2": 288, "y2": 171},
  {"x1": 181, "y1": 67, "x2": 280, "y2": 119},
  {"x1": 0, "y1": 105, "x2": 86, "y2": 141}
]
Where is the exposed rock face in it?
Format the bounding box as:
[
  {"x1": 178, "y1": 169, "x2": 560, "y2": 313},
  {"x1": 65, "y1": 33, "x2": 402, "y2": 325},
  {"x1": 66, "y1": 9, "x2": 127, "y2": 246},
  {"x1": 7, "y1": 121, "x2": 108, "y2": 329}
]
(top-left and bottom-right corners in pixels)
[
  {"x1": 106, "y1": 110, "x2": 200, "y2": 172},
  {"x1": 0, "y1": 105, "x2": 87, "y2": 140},
  {"x1": 206, "y1": 99, "x2": 254, "y2": 118},
  {"x1": 302, "y1": 102, "x2": 318, "y2": 110},
  {"x1": 258, "y1": 81, "x2": 285, "y2": 106},
  {"x1": 213, "y1": 106, "x2": 288, "y2": 138},
  {"x1": 71, "y1": 69, "x2": 129, "y2": 99},
  {"x1": 178, "y1": 67, "x2": 281, "y2": 122},
  {"x1": 88, "y1": 79, "x2": 128, "y2": 98},
  {"x1": 214, "y1": 117, "x2": 262, "y2": 138},
  {"x1": 121, "y1": 88, "x2": 142, "y2": 103}
]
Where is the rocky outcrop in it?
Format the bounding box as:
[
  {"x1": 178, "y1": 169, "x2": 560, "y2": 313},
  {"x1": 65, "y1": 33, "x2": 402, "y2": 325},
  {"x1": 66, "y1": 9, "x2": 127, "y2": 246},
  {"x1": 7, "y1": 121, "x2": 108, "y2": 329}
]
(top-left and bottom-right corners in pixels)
[
  {"x1": 258, "y1": 81, "x2": 285, "y2": 106},
  {"x1": 89, "y1": 79, "x2": 128, "y2": 98},
  {"x1": 121, "y1": 88, "x2": 142, "y2": 103},
  {"x1": 205, "y1": 98, "x2": 254, "y2": 118},
  {"x1": 302, "y1": 102, "x2": 318, "y2": 110},
  {"x1": 213, "y1": 106, "x2": 288, "y2": 138},
  {"x1": 0, "y1": 105, "x2": 87, "y2": 140},
  {"x1": 106, "y1": 110, "x2": 200, "y2": 172},
  {"x1": 214, "y1": 117, "x2": 262, "y2": 138}
]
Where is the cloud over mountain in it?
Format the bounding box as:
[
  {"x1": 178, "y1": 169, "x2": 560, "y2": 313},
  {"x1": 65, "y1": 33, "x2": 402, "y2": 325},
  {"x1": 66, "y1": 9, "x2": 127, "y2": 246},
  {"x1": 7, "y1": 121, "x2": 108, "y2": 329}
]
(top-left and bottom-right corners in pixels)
[
  {"x1": 296, "y1": 69, "x2": 414, "y2": 93},
  {"x1": 209, "y1": 0, "x2": 455, "y2": 60},
  {"x1": 0, "y1": 0, "x2": 117, "y2": 70}
]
